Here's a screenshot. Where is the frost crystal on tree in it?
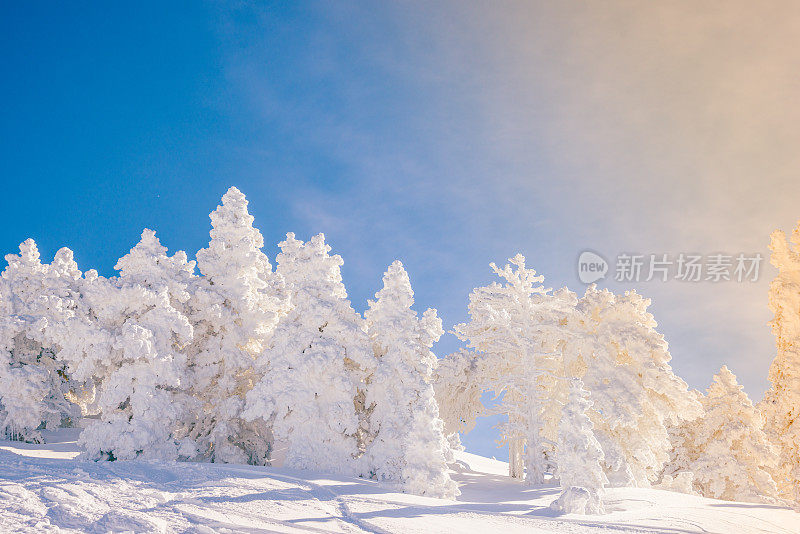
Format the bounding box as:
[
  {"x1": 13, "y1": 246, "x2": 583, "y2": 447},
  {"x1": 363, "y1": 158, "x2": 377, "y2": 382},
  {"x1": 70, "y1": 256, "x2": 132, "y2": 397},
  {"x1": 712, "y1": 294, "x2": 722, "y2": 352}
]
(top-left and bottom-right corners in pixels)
[
  {"x1": 361, "y1": 260, "x2": 458, "y2": 498},
  {"x1": 243, "y1": 233, "x2": 374, "y2": 474},
  {"x1": 185, "y1": 187, "x2": 287, "y2": 464},
  {"x1": 665, "y1": 367, "x2": 777, "y2": 502},
  {"x1": 760, "y1": 220, "x2": 800, "y2": 503},
  {"x1": 550, "y1": 378, "x2": 607, "y2": 515},
  {"x1": 574, "y1": 285, "x2": 702, "y2": 487}
]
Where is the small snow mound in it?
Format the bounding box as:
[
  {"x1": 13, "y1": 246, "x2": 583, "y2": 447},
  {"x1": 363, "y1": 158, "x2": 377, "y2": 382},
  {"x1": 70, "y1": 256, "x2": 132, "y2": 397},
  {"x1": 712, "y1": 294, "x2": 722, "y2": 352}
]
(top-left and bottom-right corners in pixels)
[
  {"x1": 549, "y1": 486, "x2": 605, "y2": 515},
  {"x1": 95, "y1": 509, "x2": 167, "y2": 533}
]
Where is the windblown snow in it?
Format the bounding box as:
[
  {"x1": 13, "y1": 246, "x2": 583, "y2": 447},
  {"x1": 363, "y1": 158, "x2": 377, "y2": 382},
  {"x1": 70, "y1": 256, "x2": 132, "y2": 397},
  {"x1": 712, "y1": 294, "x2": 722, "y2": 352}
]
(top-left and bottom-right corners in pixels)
[{"x1": 1, "y1": 429, "x2": 797, "y2": 534}]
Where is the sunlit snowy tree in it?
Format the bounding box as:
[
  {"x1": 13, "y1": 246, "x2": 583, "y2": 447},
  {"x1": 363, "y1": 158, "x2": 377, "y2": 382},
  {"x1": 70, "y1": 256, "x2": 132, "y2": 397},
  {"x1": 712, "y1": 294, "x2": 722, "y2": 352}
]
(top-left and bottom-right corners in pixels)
[
  {"x1": 361, "y1": 260, "x2": 457, "y2": 498},
  {"x1": 76, "y1": 230, "x2": 194, "y2": 461},
  {"x1": 433, "y1": 349, "x2": 485, "y2": 439},
  {"x1": 184, "y1": 187, "x2": 287, "y2": 464},
  {"x1": 0, "y1": 240, "x2": 83, "y2": 442},
  {"x1": 665, "y1": 366, "x2": 777, "y2": 502},
  {"x1": 243, "y1": 233, "x2": 374, "y2": 473},
  {"x1": 573, "y1": 286, "x2": 702, "y2": 487},
  {"x1": 760, "y1": 221, "x2": 800, "y2": 503},
  {"x1": 454, "y1": 254, "x2": 578, "y2": 483}
]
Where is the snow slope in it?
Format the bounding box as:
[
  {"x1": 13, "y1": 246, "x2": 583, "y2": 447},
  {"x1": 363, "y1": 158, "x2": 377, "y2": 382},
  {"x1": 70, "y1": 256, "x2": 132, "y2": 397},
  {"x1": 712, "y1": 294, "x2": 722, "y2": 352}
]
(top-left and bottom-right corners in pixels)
[{"x1": 1, "y1": 430, "x2": 798, "y2": 533}]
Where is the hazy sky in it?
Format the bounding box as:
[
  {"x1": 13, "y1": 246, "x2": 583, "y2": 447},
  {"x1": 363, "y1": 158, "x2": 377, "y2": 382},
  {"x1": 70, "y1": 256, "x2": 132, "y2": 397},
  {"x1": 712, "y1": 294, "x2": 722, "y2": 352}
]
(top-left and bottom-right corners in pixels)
[{"x1": 2, "y1": 2, "x2": 798, "y2": 458}]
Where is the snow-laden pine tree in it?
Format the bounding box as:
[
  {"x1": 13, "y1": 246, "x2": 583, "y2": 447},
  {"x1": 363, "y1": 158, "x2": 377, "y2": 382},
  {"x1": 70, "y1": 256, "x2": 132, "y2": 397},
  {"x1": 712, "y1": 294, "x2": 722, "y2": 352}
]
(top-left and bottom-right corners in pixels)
[
  {"x1": 361, "y1": 260, "x2": 458, "y2": 498},
  {"x1": 0, "y1": 240, "x2": 83, "y2": 442},
  {"x1": 665, "y1": 366, "x2": 777, "y2": 502},
  {"x1": 574, "y1": 285, "x2": 701, "y2": 487},
  {"x1": 76, "y1": 230, "x2": 195, "y2": 461},
  {"x1": 760, "y1": 221, "x2": 800, "y2": 503},
  {"x1": 454, "y1": 254, "x2": 578, "y2": 483},
  {"x1": 658, "y1": 389, "x2": 703, "y2": 495},
  {"x1": 433, "y1": 349, "x2": 485, "y2": 439},
  {"x1": 243, "y1": 233, "x2": 374, "y2": 473},
  {"x1": 185, "y1": 186, "x2": 287, "y2": 464},
  {"x1": 550, "y1": 378, "x2": 607, "y2": 515}
]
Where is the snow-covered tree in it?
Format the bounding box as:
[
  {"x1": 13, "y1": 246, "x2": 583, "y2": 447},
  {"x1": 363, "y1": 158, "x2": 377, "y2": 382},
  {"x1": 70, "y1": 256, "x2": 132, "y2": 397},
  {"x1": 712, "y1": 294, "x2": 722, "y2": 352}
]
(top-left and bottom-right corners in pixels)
[
  {"x1": 573, "y1": 285, "x2": 702, "y2": 487},
  {"x1": 454, "y1": 254, "x2": 578, "y2": 483},
  {"x1": 76, "y1": 230, "x2": 195, "y2": 461},
  {"x1": 665, "y1": 366, "x2": 777, "y2": 502},
  {"x1": 659, "y1": 390, "x2": 703, "y2": 495},
  {"x1": 760, "y1": 221, "x2": 800, "y2": 503},
  {"x1": 550, "y1": 378, "x2": 607, "y2": 515},
  {"x1": 243, "y1": 233, "x2": 374, "y2": 474},
  {"x1": 433, "y1": 349, "x2": 485, "y2": 439},
  {"x1": 0, "y1": 240, "x2": 82, "y2": 442},
  {"x1": 361, "y1": 260, "x2": 457, "y2": 498},
  {"x1": 184, "y1": 186, "x2": 287, "y2": 464}
]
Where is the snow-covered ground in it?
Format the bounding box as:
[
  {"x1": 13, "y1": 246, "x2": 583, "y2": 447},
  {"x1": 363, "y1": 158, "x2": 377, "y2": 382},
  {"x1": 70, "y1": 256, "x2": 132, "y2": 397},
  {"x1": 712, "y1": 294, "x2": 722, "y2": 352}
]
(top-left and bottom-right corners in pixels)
[{"x1": 1, "y1": 430, "x2": 797, "y2": 533}]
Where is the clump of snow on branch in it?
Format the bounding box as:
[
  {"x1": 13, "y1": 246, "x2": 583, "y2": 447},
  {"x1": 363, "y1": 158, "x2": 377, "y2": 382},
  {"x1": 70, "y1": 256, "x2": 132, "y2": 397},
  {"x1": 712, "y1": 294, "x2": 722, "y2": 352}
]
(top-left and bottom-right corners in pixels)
[{"x1": 433, "y1": 349, "x2": 484, "y2": 438}]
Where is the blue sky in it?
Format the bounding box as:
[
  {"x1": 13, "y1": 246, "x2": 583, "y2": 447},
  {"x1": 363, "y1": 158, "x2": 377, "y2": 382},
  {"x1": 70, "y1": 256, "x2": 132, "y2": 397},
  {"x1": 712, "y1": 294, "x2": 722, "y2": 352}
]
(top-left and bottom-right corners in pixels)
[{"x1": 3, "y1": 2, "x2": 800, "y2": 459}]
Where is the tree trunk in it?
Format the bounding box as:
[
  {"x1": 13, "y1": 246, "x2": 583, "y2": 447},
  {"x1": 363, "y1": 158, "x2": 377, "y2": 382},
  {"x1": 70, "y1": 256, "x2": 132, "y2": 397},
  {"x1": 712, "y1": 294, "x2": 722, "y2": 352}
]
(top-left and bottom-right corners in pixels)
[{"x1": 509, "y1": 437, "x2": 525, "y2": 478}]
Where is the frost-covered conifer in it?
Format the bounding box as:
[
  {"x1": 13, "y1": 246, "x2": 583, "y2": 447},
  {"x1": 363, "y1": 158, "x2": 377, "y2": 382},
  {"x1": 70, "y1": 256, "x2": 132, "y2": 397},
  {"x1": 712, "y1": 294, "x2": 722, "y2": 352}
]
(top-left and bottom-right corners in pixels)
[
  {"x1": 667, "y1": 367, "x2": 778, "y2": 502},
  {"x1": 185, "y1": 187, "x2": 287, "y2": 464},
  {"x1": 550, "y1": 378, "x2": 607, "y2": 515},
  {"x1": 76, "y1": 230, "x2": 194, "y2": 461},
  {"x1": 0, "y1": 240, "x2": 82, "y2": 442},
  {"x1": 362, "y1": 260, "x2": 457, "y2": 498},
  {"x1": 574, "y1": 285, "x2": 701, "y2": 487},
  {"x1": 433, "y1": 349, "x2": 485, "y2": 438},
  {"x1": 243, "y1": 233, "x2": 374, "y2": 474},
  {"x1": 659, "y1": 390, "x2": 703, "y2": 495},
  {"x1": 760, "y1": 221, "x2": 800, "y2": 503},
  {"x1": 454, "y1": 254, "x2": 577, "y2": 483}
]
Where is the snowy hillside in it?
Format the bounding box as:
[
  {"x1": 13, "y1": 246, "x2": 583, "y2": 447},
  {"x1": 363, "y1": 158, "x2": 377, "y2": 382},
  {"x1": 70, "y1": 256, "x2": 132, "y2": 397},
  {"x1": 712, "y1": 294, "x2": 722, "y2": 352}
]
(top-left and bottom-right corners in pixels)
[{"x1": 2, "y1": 430, "x2": 797, "y2": 534}]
